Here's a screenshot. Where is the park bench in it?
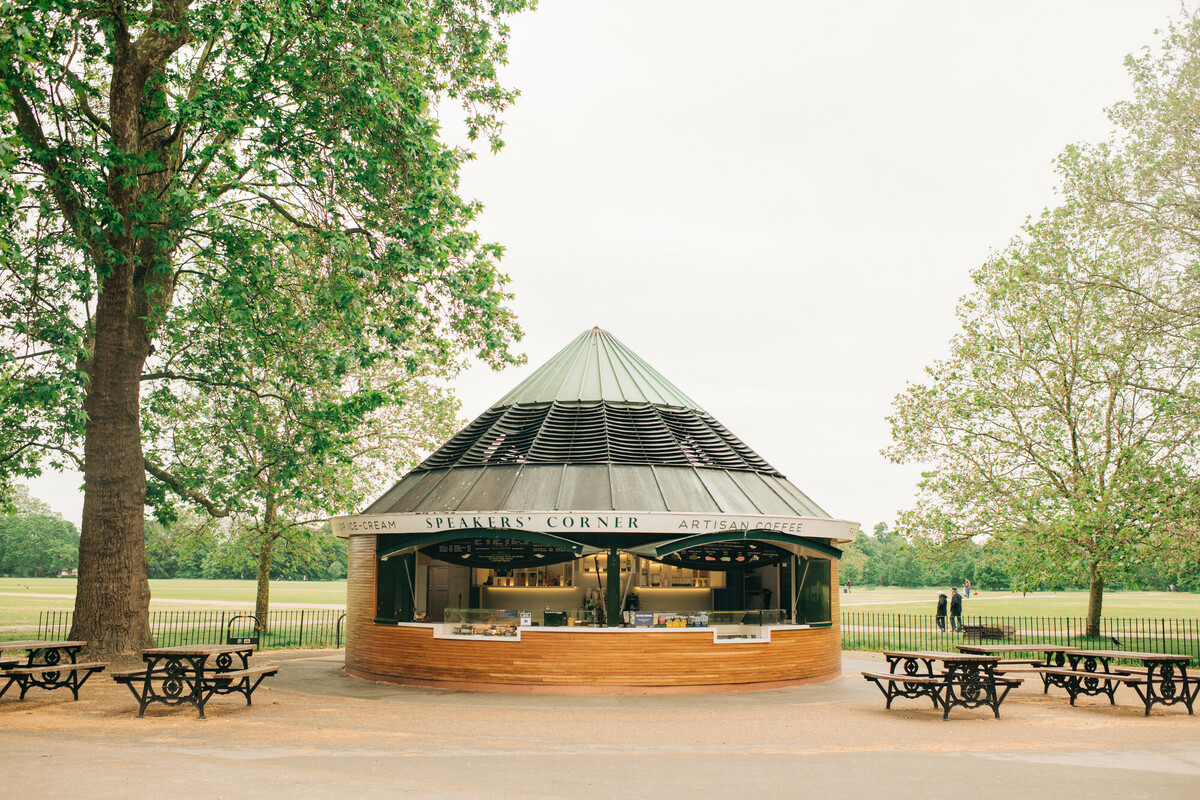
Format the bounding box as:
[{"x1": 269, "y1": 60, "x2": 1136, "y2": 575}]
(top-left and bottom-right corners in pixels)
[
  {"x1": 962, "y1": 624, "x2": 1016, "y2": 641},
  {"x1": 1034, "y1": 666, "x2": 1139, "y2": 705},
  {"x1": 862, "y1": 669, "x2": 1023, "y2": 719},
  {"x1": 861, "y1": 671, "x2": 945, "y2": 710},
  {"x1": 865, "y1": 651, "x2": 1024, "y2": 719},
  {"x1": 0, "y1": 641, "x2": 108, "y2": 701},
  {"x1": 114, "y1": 646, "x2": 279, "y2": 718},
  {"x1": 110, "y1": 666, "x2": 170, "y2": 684},
  {"x1": 1, "y1": 661, "x2": 108, "y2": 700},
  {"x1": 205, "y1": 664, "x2": 280, "y2": 706},
  {"x1": 113, "y1": 664, "x2": 279, "y2": 699},
  {"x1": 990, "y1": 658, "x2": 1048, "y2": 675},
  {"x1": 1037, "y1": 653, "x2": 1200, "y2": 715}
]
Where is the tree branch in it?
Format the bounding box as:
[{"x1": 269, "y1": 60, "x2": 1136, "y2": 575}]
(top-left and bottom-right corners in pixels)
[{"x1": 143, "y1": 457, "x2": 230, "y2": 518}]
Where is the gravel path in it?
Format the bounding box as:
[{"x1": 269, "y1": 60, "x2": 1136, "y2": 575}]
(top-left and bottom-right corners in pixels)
[{"x1": 2, "y1": 650, "x2": 1197, "y2": 798}]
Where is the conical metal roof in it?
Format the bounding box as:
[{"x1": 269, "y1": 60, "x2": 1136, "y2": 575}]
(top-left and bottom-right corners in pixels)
[
  {"x1": 362, "y1": 328, "x2": 836, "y2": 522},
  {"x1": 491, "y1": 327, "x2": 703, "y2": 409}
]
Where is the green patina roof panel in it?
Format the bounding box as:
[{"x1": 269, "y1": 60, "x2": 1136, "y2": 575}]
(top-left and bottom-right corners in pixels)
[
  {"x1": 412, "y1": 467, "x2": 485, "y2": 512},
  {"x1": 726, "y1": 472, "x2": 800, "y2": 517},
  {"x1": 365, "y1": 469, "x2": 444, "y2": 514},
  {"x1": 458, "y1": 464, "x2": 524, "y2": 510},
  {"x1": 492, "y1": 328, "x2": 704, "y2": 410},
  {"x1": 557, "y1": 464, "x2": 614, "y2": 510},
  {"x1": 693, "y1": 467, "x2": 760, "y2": 514},
  {"x1": 761, "y1": 475, "x2": 829, "y2": 518},
  {"x1": 500, "y1": 464, "x2": 568, "y2": 509},
  {"x1": 651, "y1": 466, "x2": 722, "y2": 514},
  {"x1": 609, "y1": 465, "x2": 669, "y2": 511}
]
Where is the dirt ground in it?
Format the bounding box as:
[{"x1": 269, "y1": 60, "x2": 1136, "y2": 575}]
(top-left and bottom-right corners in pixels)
[{"x1": 2, "y1": 650, "x2": 1198, "y2": 799}]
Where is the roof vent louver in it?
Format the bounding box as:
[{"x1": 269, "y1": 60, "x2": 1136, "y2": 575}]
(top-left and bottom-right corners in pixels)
[{"x1": 416, "y1": 400, "x2": 781, "y2": 476}]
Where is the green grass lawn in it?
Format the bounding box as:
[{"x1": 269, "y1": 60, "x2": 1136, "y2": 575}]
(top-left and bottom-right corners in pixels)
[
  {"x1": 0, "y1": 578, "x2": 347, "y2": 627},
  {"x1": 839, "y1": 586, "x2": 1200, "y2": 618},
  {"x1": 5, "y1": 579, "x2": 1198, "y2": 625}
]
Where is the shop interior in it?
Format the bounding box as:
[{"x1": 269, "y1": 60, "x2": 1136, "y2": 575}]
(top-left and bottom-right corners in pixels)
[{"x1": 374, "y1": 534, "x2": 833, "y2": 634}]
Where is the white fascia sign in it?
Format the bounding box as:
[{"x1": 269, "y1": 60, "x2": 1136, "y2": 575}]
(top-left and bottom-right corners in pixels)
[{"x1": 330, "y1": 511, "x2": 859, "y2": 542}]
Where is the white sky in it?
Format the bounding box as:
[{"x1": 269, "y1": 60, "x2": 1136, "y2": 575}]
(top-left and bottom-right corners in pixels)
[{"x1": 27, "y1": 0, "x2": 1186, "y2": 531}]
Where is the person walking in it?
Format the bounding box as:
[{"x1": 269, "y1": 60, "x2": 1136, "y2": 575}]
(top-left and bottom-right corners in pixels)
[
  {"x1": 964, "y1": 578, "x2": 972, "y2": 598},
  {"x1": 846, "y1": 579, "x2": 853, "y2": 593},
  {"x1": 935, "y1": 591, "x2": 947, "y2": 632},
  {"x1": 949, "y1": 586, "x2": 963, "y2": 632}
]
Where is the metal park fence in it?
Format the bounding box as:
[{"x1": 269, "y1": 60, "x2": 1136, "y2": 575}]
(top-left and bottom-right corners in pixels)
[
  {"x1": 34, "y1": 608, "x2": 347, "y2": 650},
  {"x1": 840, "y1": 612, "x2": 1200, "y2": 662}
]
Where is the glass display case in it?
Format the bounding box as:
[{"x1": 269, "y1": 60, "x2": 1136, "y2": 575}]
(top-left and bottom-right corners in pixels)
[
  {"x1": 626, "y1": 609, "x2": 784, "y2": 638},
  {"x1": 709, "y1": 609, "x2": 784, "y2": 640},
  {"x1": 443, "y1": 608, "x2": 522, "y2": 637},
  {"x1": 630, "y1": 611, "x2": 711, "y2": 628}
]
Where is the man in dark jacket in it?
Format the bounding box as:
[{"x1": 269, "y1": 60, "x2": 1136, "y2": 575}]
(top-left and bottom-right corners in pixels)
[
  {"x1": 949, "y1": 587, "x2": 963, "y2": 632},
  {"x1": 935, "y1": 592, "x2": 948, "y2": 632}
]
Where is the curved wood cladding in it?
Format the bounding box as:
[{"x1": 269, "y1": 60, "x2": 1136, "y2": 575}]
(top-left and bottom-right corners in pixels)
[{"x1": 346, "y1": 535, "x2": 842, "y2": 691}]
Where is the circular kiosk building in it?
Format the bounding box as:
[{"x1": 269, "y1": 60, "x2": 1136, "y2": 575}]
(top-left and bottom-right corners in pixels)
[{"x1": 334, "y1": 328, "x2": 859, "y2": 691}]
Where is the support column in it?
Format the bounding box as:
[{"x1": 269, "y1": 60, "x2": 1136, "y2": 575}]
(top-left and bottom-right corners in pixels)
[{"x1": 606, "y1": 547, "x2": 622, "y2": 626}]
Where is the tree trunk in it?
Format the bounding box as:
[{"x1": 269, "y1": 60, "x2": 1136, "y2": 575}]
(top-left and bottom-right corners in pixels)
[
  {"x1": 67, "y1": 30, "x2": 181, "y2": 659},
  {"x1": 69, "y1": 271, "x2": 154, "y2": 659},
  {"x1": 254, "y1": 532, "x2": 275, "y2": 634},
  {"x1": 254, "y1": 502, "x2": 279, "y2": 633},
  {"x1": 1086, "y1": 563, "x2": 1104, "y2": 638}
]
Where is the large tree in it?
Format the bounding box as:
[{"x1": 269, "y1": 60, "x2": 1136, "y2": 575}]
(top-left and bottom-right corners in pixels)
[
  {"x1": 1, "y1": 0, "x2": 529, "y2": 657},
  {"x1": 886, "y1": 206, "x2": 1200, "y2": 635}
]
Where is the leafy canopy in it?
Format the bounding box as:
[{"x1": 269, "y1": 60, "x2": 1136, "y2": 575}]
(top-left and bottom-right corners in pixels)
[{"x1": 0, "y1": 0, "x2": 530, "y2": 493}]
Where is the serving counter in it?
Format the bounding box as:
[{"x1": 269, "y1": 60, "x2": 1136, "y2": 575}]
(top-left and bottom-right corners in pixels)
[{"x1": 346, "y1": 620, "x2": 839, "y2": 691}]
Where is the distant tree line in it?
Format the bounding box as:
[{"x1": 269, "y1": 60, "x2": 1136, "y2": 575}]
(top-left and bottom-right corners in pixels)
[
  {"x1": 839, "y1": 524, "x2": 1196, "y2": 592},
  {"x1": 144, "y1": 514, "x2": 347, "y2": 582},
  {"x1": 0, "y1": 486, "x2": 79, "y2": 577},
  {"x1": 0, "y1": 514, "x2": 79, "y2": 577},
  {"x1": 1, "y1": 488, "x2": 347, "y2": 581}
]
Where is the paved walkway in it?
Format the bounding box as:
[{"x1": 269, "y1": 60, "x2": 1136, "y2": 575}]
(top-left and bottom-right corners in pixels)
[{"x1": 2, "y1": 650, "x2": 1197, "y2": 798}]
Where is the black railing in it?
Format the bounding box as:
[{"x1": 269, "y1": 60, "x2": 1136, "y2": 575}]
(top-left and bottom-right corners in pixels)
[
  {"x1": 34, "y1": 608, "x2": 346, "y2": 649},
  {"x1": 841, "y1": 612, "x2": 1200, "y2": 662}
]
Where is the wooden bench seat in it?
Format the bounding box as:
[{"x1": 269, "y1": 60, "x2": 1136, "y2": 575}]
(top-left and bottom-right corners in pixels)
[
  {"x1": 1035, "y1": 667, "x2": 1143, "y2": 683},
  {"x1": 862, "y1": 671, "x2": 945, "y2": 712},
  {"x1": 4, "y1": 660, "x2": 109, "y2": 675},
  {"x1": 202, "y1": 665, "x2": 280, "y2": 707},
  {"x1": 861, "y1": 670, "x2": 944, "y2": 684},
  {"x1": 1036, "y1": 665, "x2": 1199, "y2": 715},
  {"x1": 1033, "y1": 666, "x2": 1141, "y2": 705},
  {"x1": 205, "y1": 665, "x2": 280, "y2": 683},
  {"x1": 1, "y1": 661, "x2": 108, "y2": 701},
  {"x1": 110, "y1": 666, "x2": 171, "y2": 683}
]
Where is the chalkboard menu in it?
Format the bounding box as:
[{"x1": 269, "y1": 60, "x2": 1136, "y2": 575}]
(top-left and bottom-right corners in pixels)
[
  {"x1": 420, "y1": 537, "x2": 579, "y2": 568},
  {"x1": 657, "y1": 541, "x2": 790, "y2": 571}
]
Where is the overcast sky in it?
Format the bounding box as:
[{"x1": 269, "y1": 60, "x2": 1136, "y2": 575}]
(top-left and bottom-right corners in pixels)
[{"x1": 27, "y1": 0, "x2": 1187, "y2": 531}]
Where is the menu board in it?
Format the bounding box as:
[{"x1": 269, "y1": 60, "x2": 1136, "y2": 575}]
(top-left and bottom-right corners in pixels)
[
  {"x1": 420, "y1": 537, "x2": 579, "y2": 568},
  {"x1": 658, "y1": 541, "x2": 790, "y2": 570}
]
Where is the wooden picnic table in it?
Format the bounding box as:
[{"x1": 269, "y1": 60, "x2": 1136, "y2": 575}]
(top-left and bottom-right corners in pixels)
[
  {"x1": 957, "y1": 643, "x2": 1080, "y2": 693},
  {"x1": 0, "y1": 640, "x2": 107, "y2": 701},
  {"x1": 863, "y1": 650, "x2": 1021, "y2": 719},
  {"x1": 1057, "y1": 649, "x2": 1196, "y2": 716},
  {"x1": 113, "y1": 644, "x2": 278, "y2": 718}
]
